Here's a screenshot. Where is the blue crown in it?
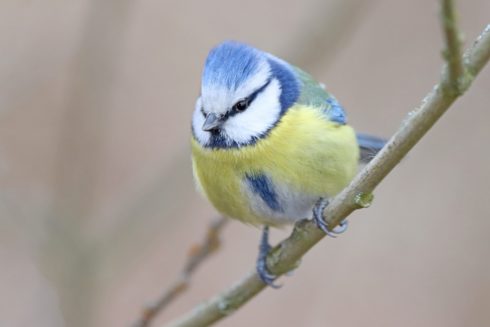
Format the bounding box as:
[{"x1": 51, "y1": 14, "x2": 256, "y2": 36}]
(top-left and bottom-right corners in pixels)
[
  {"x1": 202, "y1": 41, "x2": 300, "y2": 113},
  {"x1": 202, "y1": 41, "x2": 264, "y2": 91}
]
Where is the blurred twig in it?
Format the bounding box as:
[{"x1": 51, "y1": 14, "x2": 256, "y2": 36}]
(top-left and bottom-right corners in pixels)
[
  {"x1": 287, "y1": 0, "x2": 370, "y2": 71},
  {"x1": 42, "y1": 1, "x2": 133, "y2": 327},
  {"x1": 99, "y1": 149, "x2": 193, "y2": 272},
  {"x1": 133, "y1": 217, "x2": 228, "y2": 327},
  {"x1": 163, "y1": 5, "x2": 490, "y2": 327}
]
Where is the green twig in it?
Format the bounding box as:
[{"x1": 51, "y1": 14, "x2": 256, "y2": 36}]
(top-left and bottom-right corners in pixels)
[{"x1": 441, "y1": 0, "x2": 467, "y2": 94}]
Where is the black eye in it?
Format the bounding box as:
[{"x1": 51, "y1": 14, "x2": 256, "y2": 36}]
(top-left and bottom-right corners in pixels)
[{"x1": 232, "y1": 99, "x2": 250, "y2": 113}]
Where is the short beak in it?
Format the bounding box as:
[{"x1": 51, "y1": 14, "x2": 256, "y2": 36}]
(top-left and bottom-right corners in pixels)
[{"x1": 202, "y1": 113, "x2": 222, "y2": 132}]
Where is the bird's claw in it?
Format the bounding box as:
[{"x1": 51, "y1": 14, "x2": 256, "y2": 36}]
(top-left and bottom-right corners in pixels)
[
  {"x1": 313, "y1": 198, "x2": 349, "y2": 237},
  {"x1": 256, "y1": 226, "x2": 281, "y2": 288},
  {"x1": 257, "y1": 254, "x2": 280, "y2": 288}
]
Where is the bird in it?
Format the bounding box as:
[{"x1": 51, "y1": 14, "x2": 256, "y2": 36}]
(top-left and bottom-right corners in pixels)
[{"x1": 191, "y1": 41, "x2": 385, "y2": 287}]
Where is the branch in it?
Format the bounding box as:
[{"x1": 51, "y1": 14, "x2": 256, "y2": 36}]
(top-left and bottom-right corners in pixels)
[
  {"x1": 133, "y1": 217, "x2": 228, "y2": 327},
  {"x1": 441, "y1": 0, "x2": 466, "y2": 94},
  {"x1": 163, "y1": 19, "x2": 490, "y2": 327}
]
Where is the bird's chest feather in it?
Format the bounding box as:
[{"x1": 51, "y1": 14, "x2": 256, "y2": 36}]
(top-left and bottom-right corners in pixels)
[
  {"x1": 191, "y1": 150, "x2": 315, "y2": 226},
  {"x1": 191, "y1": 106, "x2": 359, "y2": 226}
]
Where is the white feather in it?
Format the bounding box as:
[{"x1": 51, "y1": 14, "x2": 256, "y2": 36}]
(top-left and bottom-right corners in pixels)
[{"x1": 192, "y1": 97, "x2": 210, "y2": 145}]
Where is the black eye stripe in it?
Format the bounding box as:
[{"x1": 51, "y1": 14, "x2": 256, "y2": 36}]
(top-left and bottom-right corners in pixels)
[
  {"x1": 200, "y1": 79, "x2": 273, "y2": 121},
  {"x1": 229, "y1": 78, "x2": 272, "y2": 117},
  {"x1": 247, "y1": 78, "x2": 272, "y2": 104}
]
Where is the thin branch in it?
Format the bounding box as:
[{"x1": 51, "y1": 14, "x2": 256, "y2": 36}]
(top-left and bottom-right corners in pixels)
[
  {"x1": 441, "y1": 0, "x2": 466, "y2": 94},
  {"x1": 133, "y1": 217, "x2": 228, "y2": 327},
  {"x1": 162, "y1": 21, "x2": 490, "y2": 327}
]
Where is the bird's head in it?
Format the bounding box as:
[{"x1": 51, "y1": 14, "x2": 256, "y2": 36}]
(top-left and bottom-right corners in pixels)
[{"x1": 192, "y1": 41, "x2": 300, "y2": 149}]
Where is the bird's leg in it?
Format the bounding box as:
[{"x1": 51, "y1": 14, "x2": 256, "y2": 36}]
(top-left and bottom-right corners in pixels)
[
  {"x1": 256, "y1": 226, "x2": 281, "y2": 288},
  {"x1": 313, "y1": 198, "x2": 349, "y2": 237}
]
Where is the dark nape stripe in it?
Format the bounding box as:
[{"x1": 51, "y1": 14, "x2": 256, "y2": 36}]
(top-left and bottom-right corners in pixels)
[{"x1": 267, "y1": 58, "x2": 300, "y2": 114}]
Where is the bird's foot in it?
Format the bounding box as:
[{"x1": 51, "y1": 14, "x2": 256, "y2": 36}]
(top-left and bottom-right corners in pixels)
[
  {"x1": 313, "y1": 198, "x2": 349, "y2": 237},
  {"x1": 256, "y1": 226, "x2": 281, "y2": 288}
]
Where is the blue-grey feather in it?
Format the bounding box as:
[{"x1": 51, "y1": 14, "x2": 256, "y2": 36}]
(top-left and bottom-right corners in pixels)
[
  {"x1": 325, "y1": 97, "x2": 347, "y2": 124},
  {"x1": 246, "y1": 173, "x2": 282, "y2": 212},
  {"x1": 203, "y1": 41, "x2": 262, "y2": 90},
  {"x1": 356, "y1": 133, "x2": 386, "y2": 163}
]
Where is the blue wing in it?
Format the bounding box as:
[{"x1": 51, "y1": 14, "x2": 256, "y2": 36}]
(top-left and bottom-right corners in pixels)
[{"x1": 323, "y1": 96, "x2": 385, "y2": 163}]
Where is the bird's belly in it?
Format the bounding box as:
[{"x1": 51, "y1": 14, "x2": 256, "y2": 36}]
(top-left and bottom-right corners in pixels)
[
  {"x1": 192, "y1": 155, "x2": 320, "y2": 226},
  {"x1": 241, "y1": 176, "x2": 319, "y2": 226}
]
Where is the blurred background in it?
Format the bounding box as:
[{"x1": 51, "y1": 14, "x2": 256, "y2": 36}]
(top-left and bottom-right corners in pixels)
[{"x1": 1, "y1": 0, "x2": 489, "y2": 326}]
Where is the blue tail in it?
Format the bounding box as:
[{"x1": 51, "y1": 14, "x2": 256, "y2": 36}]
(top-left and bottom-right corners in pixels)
[{"x1": 356, "y1": 133, "x2": 386, "y2": 163}]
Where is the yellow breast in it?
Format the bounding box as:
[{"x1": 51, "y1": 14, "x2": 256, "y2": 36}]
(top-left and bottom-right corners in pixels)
[{"x1": 191, "y1": 105, "x2": 359, "y2": 226}]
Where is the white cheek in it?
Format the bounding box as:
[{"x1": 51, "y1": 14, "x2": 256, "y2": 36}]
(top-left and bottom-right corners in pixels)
[
  {"x1": 224, "y1": 79, "x2": 281, "y2": 143},
  {"x1": 192, "y1": 98, "x2": 210, "y2": 145}
]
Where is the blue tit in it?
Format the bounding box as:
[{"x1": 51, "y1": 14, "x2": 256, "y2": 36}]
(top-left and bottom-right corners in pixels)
[{"x1": 191, "y1": 41, "x2": 385, "y2": 287}]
